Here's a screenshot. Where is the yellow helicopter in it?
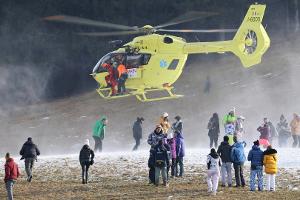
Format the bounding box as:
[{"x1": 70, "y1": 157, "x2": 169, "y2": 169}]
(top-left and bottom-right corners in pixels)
[{"x1": 45, "y1": 4, "x2": 270, "y2": 102}]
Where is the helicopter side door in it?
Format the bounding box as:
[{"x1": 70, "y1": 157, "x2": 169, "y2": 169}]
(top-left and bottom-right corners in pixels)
[{"x1": 125, "y1": 53, "x2": 151, "y2": 79}]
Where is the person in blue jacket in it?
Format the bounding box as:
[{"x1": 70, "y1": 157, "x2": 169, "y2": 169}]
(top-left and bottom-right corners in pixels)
[
  {"x1": 230, "y1": 136, "x2": 246, "y2": 187},
  {"x1": 247, "y1": 140, "x2": 264, "y2": 191}
]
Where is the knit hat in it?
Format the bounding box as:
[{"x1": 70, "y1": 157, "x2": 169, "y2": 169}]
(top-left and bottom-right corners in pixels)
[
  {"x1": 223, "y1": 135, "x2": 229, "y2": 142},
  {"x1": 101, "y1": 116, "x2": 107, "y2": 121},
  {"x1": 253, "y1": 140, "x2": 259, "y2": 146},
  {"x1": 85, "y1": 139, "x2": 90, "y2": 146},
  {"x1": 174, "y1": 115, "x2": 181, "y2": 120},
  {"x1": 156, "y1": 124, "x2": 162, "y2": 128},
  {"x1": 5, "y1": 152, "x2": 10, "y2": 159},
  {"x1": 210, "y1": 148, "x2": 216, "y2": 154},
  {"x1": 137, "y1": 117, "x2": 144, "y2": 121}
]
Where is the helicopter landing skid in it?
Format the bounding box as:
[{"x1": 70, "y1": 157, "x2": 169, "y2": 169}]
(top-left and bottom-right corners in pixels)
[
  {"x1": 134, "y1": 87, "x2": 183, "y2": 102},
  {"x1": 96, "y1": 88, "x2": 133, "y2": 99},
  {"x1": 96, "y1": 87, "x2": 183, "y2": 102}
]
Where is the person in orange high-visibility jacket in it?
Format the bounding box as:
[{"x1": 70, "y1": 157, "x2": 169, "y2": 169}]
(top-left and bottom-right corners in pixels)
[
  {"x1": 159, "y1": 112, "x2": 171, "y2": 135},
  {"x1": 117, "y1": 64, "x2": 128, "y2": 95}
]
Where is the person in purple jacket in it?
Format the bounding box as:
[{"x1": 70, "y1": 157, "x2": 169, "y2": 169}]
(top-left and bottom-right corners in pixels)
[
  {"x1": 175, "y1": 130, "x2": 185, "y2": 177},
  {"x1": 167, "y1": 132, "x2": 177, "y2": 178}
]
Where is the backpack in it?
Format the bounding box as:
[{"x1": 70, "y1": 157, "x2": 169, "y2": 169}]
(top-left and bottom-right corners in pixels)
[
  {"x1": 233, "y1": 147, "x2": 244, "y2": 163},
  {"x1": 155, "y1": 149, "x2": 166, "y2": 167},
  {"x1": 225, "y1": 124, "x2": 235, "y2": 134},
  {"x1": 209, "y1": 157, "x2": 219, "y2": 170}
]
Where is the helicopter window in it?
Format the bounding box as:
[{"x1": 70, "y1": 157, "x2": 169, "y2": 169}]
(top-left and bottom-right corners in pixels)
[
  {"x1": 125, "y1": 54, "x2": 151, "y2": 69},
  {"x1": 92, "y1": 53, "x2": 128, "y2": 73},
  {"x1": 126, "y1": 55, "x2": 141, "y2": 68},
  {"x1": 112, "y1": 54, "x2": 126, "y2": 64},
  {"x1": 93, "y1": 53, "x2": 113, "y2": 73},
  {"x1": 142, "y1": 54, "x2": 151, "y2": 65},
  {"x1": 163, "y1": 37, "x2": 173, "y2": 44},
  {"x1": 168, "y1": 59, "x2": 179, "y2": 70}
]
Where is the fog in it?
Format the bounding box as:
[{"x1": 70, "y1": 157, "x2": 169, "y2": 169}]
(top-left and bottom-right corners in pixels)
[{"x1": 0, "y1": 1, "x2": 300, "y2": 156}]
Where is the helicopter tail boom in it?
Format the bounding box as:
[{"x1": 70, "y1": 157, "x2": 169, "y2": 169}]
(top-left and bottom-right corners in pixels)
[
  {"x1": 231, "y1": 4, "x2": 270, "y2": 68},
  {"x1": 183, "y1": 4, "x2": 270, "y2": 68}
]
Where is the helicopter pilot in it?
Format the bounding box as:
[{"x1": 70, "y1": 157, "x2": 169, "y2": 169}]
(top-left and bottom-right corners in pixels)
[{"x1": 115, "y1": 54, "x2": 124, "y2": 63}]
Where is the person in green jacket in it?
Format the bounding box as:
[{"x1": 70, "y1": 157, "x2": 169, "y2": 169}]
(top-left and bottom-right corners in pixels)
[
  {"x1": 223, "y1": 109, "x2": 237, "y2": 145},
  {"x1": 93, "y1": 116, "x2": 107, "y2": 152},
  {"x1": 223, "y1": 110, "x2": 237, "y2": 127}
]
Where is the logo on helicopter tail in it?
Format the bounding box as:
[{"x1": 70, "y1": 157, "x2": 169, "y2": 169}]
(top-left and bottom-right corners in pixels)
[{"x1": 160, "y1": 60, "x2": 168, "y2": 68}]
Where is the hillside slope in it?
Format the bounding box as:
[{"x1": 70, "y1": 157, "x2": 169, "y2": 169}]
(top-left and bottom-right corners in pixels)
[{"x1": 1, "y1": 37, "x2": 300, "y2": 155}]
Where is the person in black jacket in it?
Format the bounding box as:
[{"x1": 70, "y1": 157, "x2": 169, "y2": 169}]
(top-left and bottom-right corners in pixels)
[
  {"x1": 19, "y1": 137, "x2": 40, "y2": 182},
  {"x1": 79, "y1": 139, "x2": 95, "y2": 184},
  {"x1": 154, "y1": 139, "x2": 170, "y2": 187},
  {"x1": 217, "y1": 136, "x2": 232, "y2": 187},
  {"x1": 172, "y1": 115, "x2": 183, "y2": 133},
  {"x1": 132, "y1": 117, "x2": 144, "y2": 151},
  {"x1": 277, "y1": 114, "x2": 291, "y2": 147},
  {"x1": 147, "y1": 125, "x2": 165, "y2": 185},
  {"x1": 208, "y1": 113, "x2": 220, "y2": 148}
]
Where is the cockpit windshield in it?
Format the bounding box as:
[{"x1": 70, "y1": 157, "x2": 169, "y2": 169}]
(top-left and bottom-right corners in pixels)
[
  {"x1": 92, "y1": 52, "x2": 151, "y2": 74},
  {"x1": 92, "y1": 52, "x2": 113, "y2": 73}
]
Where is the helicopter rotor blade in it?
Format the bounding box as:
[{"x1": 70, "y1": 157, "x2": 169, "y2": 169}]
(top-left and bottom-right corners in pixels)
[
  {"x1": 157, "y1": 28, "x2": 237, "y2": 33},
  {"x1": 154, "y1": 11, "x2": 218, "y2": 29},
  {"x1": 77, "y1": 30, "x2": 142, "y2": 37},
  {"x1": 43, "y1": 15, "x2": 138, "y2": 31}
]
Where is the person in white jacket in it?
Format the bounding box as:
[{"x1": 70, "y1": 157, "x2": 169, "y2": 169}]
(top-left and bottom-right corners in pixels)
[{"x1": 207, "y1": 148, "x2": 221, "y2": 196}]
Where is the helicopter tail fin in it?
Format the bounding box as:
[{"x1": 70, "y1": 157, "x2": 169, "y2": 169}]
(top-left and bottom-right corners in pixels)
[{"x1": 232, "y1": 4, "x2": 270, "y2": 68}]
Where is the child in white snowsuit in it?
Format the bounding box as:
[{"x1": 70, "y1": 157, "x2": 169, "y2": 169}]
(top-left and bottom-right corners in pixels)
[{"x1": 207, "y1": 148, "x2": 221, "y2": 195}]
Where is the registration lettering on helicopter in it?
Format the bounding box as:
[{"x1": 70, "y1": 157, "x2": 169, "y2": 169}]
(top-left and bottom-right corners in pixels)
[
  {"x1": 127, "y1": 68, "x2": 138, "y2": 78},
  {"x1": 248, "y1": 11, "x2": 261, "y2": 22},
  {"x1": 247, "y1": 17, "x2": 261, "y2": 22}
]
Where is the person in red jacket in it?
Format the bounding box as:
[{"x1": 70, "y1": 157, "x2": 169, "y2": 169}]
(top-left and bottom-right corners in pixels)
[
  {"x1": 102, "y1": 62, "x2": 118, "y2": 96},
  {"x1": 4, "y1": 153, "x2": 20, "y2": 200}
]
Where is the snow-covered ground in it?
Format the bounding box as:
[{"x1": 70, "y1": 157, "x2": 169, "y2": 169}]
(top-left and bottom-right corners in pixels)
[
  {"x1": 1, "y1": 148, "x2": 300, "y2": 199},
  {"x1": 2, "y1": 148, "x2": 299, "y2": 177},
  {"x1": 37, "y1": 148, "x2": 300, "y2": 168},
  {"x1": 186, "y1": 148, "x2": 300, "y2": 169}
]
